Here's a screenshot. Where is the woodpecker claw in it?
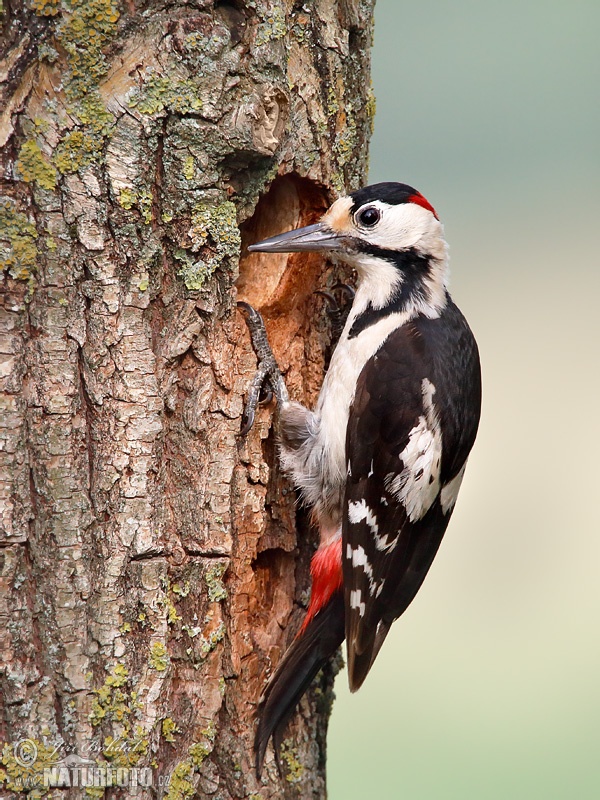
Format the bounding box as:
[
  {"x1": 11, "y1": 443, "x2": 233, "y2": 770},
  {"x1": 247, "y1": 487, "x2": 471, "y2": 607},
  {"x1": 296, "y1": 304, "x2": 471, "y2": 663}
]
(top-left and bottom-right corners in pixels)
[
  {"x1": 314, "y1": 290, "x2": 338, "y2": 306},
  {"x1": 259, "y1": 388, "x2": 273, "y2": 406},
  {"x1": 315, "y1": 282, "x2": 356, "y2": 343},
  {"x1": 238, "y1": 302, "x2": 289, "y2": 435},
  {"x1": 240, "y1": 407, "x2": 256, "y2": 438},
  {"x1": 331, "y1": 282, "x2": 356, "y2": 302}
]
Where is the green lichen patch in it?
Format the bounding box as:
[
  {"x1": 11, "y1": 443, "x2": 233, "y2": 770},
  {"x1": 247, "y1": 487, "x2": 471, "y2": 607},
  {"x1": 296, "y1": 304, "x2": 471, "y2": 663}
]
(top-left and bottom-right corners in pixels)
[
  {"x1": 365, "y1": 85, "x2": 377, "y2": 132},
  {"x1": 0, "y1": 198, "x2": 38, "y2": 280},
  {"x1": 103, "y1": 726, "x2": 149, "y2": 768},
  {"x1": 118, "y1": 187, "x2": 136, "y2": 210},
  {"x1": 89, "y1": 663, "x2": 142, "y2": 728},
  {"x1": 138, "y1": 189, "x2": 153, "y2": 224},
  {"x1": 205, "y1": 563, "x2": 227, "y2": 603},
  {"x1": 192, "y1": 722, "x2": 216, "y2": 765},
  {"x1": 158, "y1": 577, "x2": 184, "y2": 626},
  {"x1": 182, "y1": 615, "x2": 225, "y2": 661},
  {"x1": 163, "y1": 724, "x2": 216, "y2": 799},
  {"x1": 136, "y1": 610, "x2": 148, "y2": 628},
  {"x1": 31, "y1": 0, "x2": 60, "y2": 16},
  {"x1": 161, "y1": 718, "x2": 180, "y2": 743},
  {"x1": 165, "y1": 597, "x2": 182, "y2": 625},
  {"x1": 149, "y1": 641, "x2": 170, "y2": 672},
  {"x1": 198, "y1": 621, "x2": 225, "y2": 659},
  {"x1": 280, "y1": 739, "x2": 304, "y2": 784},
  {"x1": 53, "y1": 130, "x2": 99, "y2": 174},
  {"x1": 172, "y1": 581, "x2": 191, "y2": 598},
  {"x1": 177, "y1": 201, "x2": 240, "y2": 291},
  {"x1": 0, "y1": 738, "x2": 60, "y2": 796},
  {"x1": 16, "y1": 140, "x2": 57, "y2": 190},
  {"x1": 182, "y1": 154, "x2": 195, "y2": 181},
  {"x1": 334, "y1": 113, "x2": 358, "y2": 168},
  {"x1": 255, "y1": 6, "x2": 287, "y2": 46},
  {"x1": 326, "y1": 86, "x2": 340, "y2": 116},
  {"x1": 88, "y1": 666, "x2": 149, "y2": 777},
  {"x1": 188, "y1": 741, "x2": 210, "y2": 767},
  {"x1": 128, "y1": 71, "x2": 203, "y2": 117},
  {"x1": 75, "y1": 92, "x2": 114, "y2": 137},
  {"x1": 291, "y1": 15, "x2": 309, "y2": 44},
  {"x1": 46, "y1": 0, "x2": 119, "y2": 177},
  {"x1": 164, "y1": 761, "x2": 195, "y2": 800},
  {"x1": 84, "y1": 786, "x2": 105, "y2": 799},
  {"x1": 38, "y1": 42, "x2": 59, "y2": 63},
  {"x1": 118, "y1": 185, "x2": 154, "y2": 223},
  {"x1": 173, "y1": 250, "x2": 211, "y2": 292},
  {"x1": 57, "y1": 0, "x2": 120, "y2": 103}
]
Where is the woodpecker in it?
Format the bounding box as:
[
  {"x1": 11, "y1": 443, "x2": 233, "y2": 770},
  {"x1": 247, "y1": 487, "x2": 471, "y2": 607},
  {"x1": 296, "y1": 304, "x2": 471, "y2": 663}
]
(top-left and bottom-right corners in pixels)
[{"x1": 241, "y1": 182, "x2": 481, "y2": 776}]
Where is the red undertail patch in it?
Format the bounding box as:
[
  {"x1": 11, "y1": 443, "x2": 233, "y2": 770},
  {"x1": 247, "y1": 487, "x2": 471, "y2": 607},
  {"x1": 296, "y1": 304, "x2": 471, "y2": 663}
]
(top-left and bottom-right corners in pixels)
[{"x1": 298, "y1": 537, "x2": 343, "y2": 636}]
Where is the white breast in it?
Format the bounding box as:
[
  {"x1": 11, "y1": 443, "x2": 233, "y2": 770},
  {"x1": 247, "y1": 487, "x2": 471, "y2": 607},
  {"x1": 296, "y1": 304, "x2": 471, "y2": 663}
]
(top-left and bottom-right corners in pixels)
[{"x1": 315, "y1": 305, "x2": 412, "y2": 491}]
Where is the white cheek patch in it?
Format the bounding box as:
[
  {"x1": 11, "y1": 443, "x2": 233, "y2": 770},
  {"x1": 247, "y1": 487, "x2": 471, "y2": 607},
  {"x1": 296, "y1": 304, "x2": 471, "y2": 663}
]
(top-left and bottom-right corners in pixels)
[
  {"x1": 440, "y1": 463, "x2": 466, "y2": 514},
  {"x1": 385, "y1": 378, "x2": 442, "y2": 522},
  {"x1": 360, "y1": 202, "x2": 441, "y2": 253},
  {"x1": 342, "y1": 200, "x2": 448, "y2": 315}
]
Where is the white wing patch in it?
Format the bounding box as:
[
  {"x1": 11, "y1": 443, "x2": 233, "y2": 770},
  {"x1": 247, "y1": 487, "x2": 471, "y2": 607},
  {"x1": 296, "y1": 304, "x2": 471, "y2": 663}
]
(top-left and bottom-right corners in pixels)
[
  {"x1": 348, "y1": 499, "x2": 379, "y2": 534},
  {"x1": 440, "y1": 463, "x2": 466, "y2": 514},
  {"x1": 347, "y1": 544, "x2": 386, "y2": 597},
  {"x1": 346, "y1": 544, "x2": 373, "y2": 577},
  {"x1": 348, "y1": 499, "x2": 398, "y2": 552},
  {"x1": 374, "y1": 530, "x2": 399, "y2": 553},
  {"x1": 385, "y1": 378, "x2": 442, "y2": 522},
  {"x1": 349, "y1": 589, "x2": 366, "y2": 617}
]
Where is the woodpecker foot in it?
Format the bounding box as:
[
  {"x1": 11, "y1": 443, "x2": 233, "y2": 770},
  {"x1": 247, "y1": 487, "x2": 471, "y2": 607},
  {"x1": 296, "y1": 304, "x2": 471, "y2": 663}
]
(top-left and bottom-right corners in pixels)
[
  {"x1": 315, "y1": 282, "x2": 355, "y2": 342},
  {"x1": 238, "y1": 302, "x2": 289, "y2": 435}
]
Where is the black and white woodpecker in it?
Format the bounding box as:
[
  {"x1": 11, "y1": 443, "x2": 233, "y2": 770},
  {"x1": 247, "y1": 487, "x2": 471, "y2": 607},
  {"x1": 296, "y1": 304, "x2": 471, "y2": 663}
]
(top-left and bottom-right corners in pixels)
[{"x1": 240, "y1": 182, "x2": 482, "y2": 776}]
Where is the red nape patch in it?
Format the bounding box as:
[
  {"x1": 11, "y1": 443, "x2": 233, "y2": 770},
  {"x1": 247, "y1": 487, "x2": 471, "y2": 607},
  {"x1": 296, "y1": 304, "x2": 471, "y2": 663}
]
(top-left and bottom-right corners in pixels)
[
  {"x1": 408, "y1": 192, "x2": 439, "y2": 220},
  {"x1": 298, "y1": 537, "x2": 343, "y2": 636}
]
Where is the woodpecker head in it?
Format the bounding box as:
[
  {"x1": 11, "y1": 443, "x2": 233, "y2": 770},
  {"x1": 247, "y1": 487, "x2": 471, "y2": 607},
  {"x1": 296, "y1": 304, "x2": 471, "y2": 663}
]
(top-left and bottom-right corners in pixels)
[{"x1": 249, "y1": 182, "x2": 449, "y2": 315}]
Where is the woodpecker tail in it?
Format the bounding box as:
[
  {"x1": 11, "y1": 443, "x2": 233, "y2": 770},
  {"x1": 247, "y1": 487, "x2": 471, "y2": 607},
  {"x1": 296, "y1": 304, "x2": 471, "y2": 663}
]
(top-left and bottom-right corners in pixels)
[{"x1": 254, "y1": 591, "x2": 345, "y2": 777}]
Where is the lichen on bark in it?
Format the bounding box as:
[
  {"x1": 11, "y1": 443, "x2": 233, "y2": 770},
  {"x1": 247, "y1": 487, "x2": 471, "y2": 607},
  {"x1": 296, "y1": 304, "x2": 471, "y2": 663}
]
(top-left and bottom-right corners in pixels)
[{"x1": 0, "y1": 0, "x2": 375, "y2": 797}]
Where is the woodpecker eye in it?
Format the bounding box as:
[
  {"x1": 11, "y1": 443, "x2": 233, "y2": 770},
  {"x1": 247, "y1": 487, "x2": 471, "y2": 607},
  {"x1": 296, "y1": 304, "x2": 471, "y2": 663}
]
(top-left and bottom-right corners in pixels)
[{"x1": 356, "y1": 206, "x2": 381, "y2": 227}]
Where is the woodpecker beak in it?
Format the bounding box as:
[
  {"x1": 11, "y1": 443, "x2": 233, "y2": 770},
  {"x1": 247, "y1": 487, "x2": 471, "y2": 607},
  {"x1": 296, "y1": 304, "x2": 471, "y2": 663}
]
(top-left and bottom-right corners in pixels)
[{"x1": 248, "y1": 222, "x2": 344, "y2": 254}]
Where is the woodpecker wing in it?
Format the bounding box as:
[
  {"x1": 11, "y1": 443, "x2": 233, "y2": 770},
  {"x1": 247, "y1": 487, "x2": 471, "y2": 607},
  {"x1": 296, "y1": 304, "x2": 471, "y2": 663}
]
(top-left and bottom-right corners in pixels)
[{"x1": 343, "y1": 302, "x2": 481, "y2": 690}]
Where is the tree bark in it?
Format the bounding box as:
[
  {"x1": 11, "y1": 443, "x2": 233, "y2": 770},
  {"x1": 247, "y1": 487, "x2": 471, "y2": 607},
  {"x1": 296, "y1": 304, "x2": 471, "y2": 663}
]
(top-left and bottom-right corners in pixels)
[{"x1": 0, "y1": 1, "x2": 374, "y2": 797}]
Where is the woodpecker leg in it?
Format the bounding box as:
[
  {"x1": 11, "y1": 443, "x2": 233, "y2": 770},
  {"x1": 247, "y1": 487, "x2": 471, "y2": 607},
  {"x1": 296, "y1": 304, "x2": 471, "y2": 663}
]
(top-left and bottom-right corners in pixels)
[
  {"x1": 315, "y1": 282, "x2": 356, "y2": 343},
  {"x1": 238, "y1": 302, "x2": 289, "y2": 435}
]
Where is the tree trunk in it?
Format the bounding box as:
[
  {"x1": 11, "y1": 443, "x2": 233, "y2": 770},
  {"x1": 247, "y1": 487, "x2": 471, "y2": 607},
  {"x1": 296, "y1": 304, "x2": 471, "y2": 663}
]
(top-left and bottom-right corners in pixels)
[{"x1": 0, "y1": 1, "x2": 374, "y2": 797}]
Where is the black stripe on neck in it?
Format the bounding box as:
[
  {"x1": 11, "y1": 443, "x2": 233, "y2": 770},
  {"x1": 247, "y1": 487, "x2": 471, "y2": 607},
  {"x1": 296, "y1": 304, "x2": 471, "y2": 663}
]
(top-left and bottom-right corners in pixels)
[{"x1": 348, "y1": 246, "x2": 433, "y2": 339}]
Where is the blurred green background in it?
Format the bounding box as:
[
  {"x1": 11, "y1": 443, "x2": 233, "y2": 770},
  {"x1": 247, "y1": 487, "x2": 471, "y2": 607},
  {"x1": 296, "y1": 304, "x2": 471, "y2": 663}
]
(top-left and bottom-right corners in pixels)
[{"x1": 328, "y1": 2, "x2": 600, "y2": 798}]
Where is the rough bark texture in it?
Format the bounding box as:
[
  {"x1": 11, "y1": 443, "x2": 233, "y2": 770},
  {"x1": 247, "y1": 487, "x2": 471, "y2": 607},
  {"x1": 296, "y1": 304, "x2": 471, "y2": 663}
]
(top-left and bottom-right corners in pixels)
[{"x1": 0, "y1": 0, "x2": 374, "y2": 797}]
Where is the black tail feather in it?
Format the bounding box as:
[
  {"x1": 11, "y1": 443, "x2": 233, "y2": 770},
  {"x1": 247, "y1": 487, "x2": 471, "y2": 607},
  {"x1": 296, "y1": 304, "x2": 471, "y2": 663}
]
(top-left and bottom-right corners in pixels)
[
  {"x1": 347, "y1": 619, "x2": 391, "y2": 693},
  {"x1": 254, "y1": 592, "x2": 345, "y2": 778}
]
